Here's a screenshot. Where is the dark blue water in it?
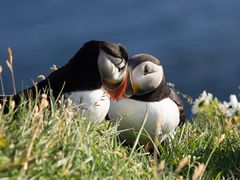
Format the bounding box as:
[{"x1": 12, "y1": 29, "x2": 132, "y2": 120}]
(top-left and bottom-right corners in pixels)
[{"x1": 0, "y1": 1, "x2": 240, "y2": 112}]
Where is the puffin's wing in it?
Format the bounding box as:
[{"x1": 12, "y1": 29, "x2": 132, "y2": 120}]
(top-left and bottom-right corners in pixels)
[
  {"x1": 0, "y1": 67, "x2": 63, "y2": 111},
  {"x1": 167, "y1": 83, "x2": 186, "y2": 125},
  {"x1": 0, "y1": 80, "x2": 49, "y2": 113}
]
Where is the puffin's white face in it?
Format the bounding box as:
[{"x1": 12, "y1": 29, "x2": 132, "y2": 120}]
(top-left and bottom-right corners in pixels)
[
  {"x1": 126, "y1": 61, "x2": 164, "y2": 96},
  {"x1": 97, "y1": 45, "x2": 128, "y2": 100},
  {"x1": 98, "y1": 49, "x2": 127, "y2": 83}
]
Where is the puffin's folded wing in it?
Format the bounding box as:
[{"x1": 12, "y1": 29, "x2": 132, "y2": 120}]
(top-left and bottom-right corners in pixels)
[{"x1": 167, "y1": 83, "x2": 186, "y2": 125}]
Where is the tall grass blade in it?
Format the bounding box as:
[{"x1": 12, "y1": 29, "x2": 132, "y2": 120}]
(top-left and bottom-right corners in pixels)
[{"x1": 130, "y1": 108, "x2": 149, "y2": 157}]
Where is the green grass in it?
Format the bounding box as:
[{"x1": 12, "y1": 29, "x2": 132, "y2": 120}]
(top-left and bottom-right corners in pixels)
[{"x1": 0, "y1": 94, "x2": 239, "y2": 179}]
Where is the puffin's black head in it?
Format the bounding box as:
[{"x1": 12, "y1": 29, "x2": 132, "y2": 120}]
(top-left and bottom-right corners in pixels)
[
  {"x1": 124, "y1": 54, "x2": 165, "y2": 97},
  {"x1": 70, "y1": 40, "x2": 128, "y2": 100}
]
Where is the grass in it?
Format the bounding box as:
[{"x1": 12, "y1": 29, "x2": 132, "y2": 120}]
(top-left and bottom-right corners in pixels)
[
  {"x1": 0, "y1": 48, "x2": 239, "y2": 179},
  {"x1": 0, "y1": 93, "x2": 239, "y2": 179}
]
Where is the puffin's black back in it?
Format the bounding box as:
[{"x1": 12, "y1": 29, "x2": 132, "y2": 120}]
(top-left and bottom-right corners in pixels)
[
  {"x1": 0, "y1": 40, "x2": 102, "y2": 106},
  {"x1": 41, "y1": 40, "x2": 102, "y2": 96}
]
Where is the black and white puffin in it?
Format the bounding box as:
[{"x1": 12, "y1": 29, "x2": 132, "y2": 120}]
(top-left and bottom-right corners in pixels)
[
  {"x1": 1, "y1": 40, "x2": 128, "y2": 122},
  {"x1": 108, "y1": 54, "x2": 185, "y2": 146}
]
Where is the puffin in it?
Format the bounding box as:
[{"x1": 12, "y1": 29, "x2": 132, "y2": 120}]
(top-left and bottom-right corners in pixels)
[
  {"x1": 108, "y1": 54, "x2": 185, "y2": 146},
  {"x1": 1, "y1": 40, "x2": 128, "y2": 122}
]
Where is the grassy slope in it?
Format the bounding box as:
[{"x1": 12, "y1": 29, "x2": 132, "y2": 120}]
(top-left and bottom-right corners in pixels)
[{"x1": 0, "y1": 96, "x2": 239, "y2": 179}]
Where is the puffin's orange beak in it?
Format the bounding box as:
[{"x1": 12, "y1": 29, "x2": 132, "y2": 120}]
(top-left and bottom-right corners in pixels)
[{"x1": 104, "y1": 75, "x2": 128, "y2": 101}]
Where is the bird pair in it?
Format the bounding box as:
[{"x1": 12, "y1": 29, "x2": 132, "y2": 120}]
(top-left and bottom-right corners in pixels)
[{"x1": 1, "y1": 40, "x2": 185, "y2": 146}]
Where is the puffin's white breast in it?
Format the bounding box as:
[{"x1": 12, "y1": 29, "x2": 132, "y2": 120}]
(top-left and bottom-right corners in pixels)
[
  {"x1": 65, "y1": 88, "x2": 110, "y2": 123},
  {"x1": 108, "y1": 98, "x2": 180, "y2": 144}
]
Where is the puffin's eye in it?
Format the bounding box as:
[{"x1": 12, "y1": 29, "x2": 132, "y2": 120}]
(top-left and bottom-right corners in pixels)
[
  {"x1": 117, "y1": 63, "x2": 126, "y2": 72},
  {"x1": 116, "y1": 58, "x2": 124, "y2": 67},
  {"x1": 115, "y1": 58, "x2": 126, "y2": 72},
  {"x1": 144, "y1": 65, "x2": 150, "y2": 75},
  {"x1": 109, "y1": 55, "x2": 125, "y2": 68}
]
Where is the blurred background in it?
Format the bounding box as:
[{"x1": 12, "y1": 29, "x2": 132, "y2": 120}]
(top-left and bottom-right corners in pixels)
[{"x1": 0, "y1": 0, "x2": 239, "y2": 116}]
